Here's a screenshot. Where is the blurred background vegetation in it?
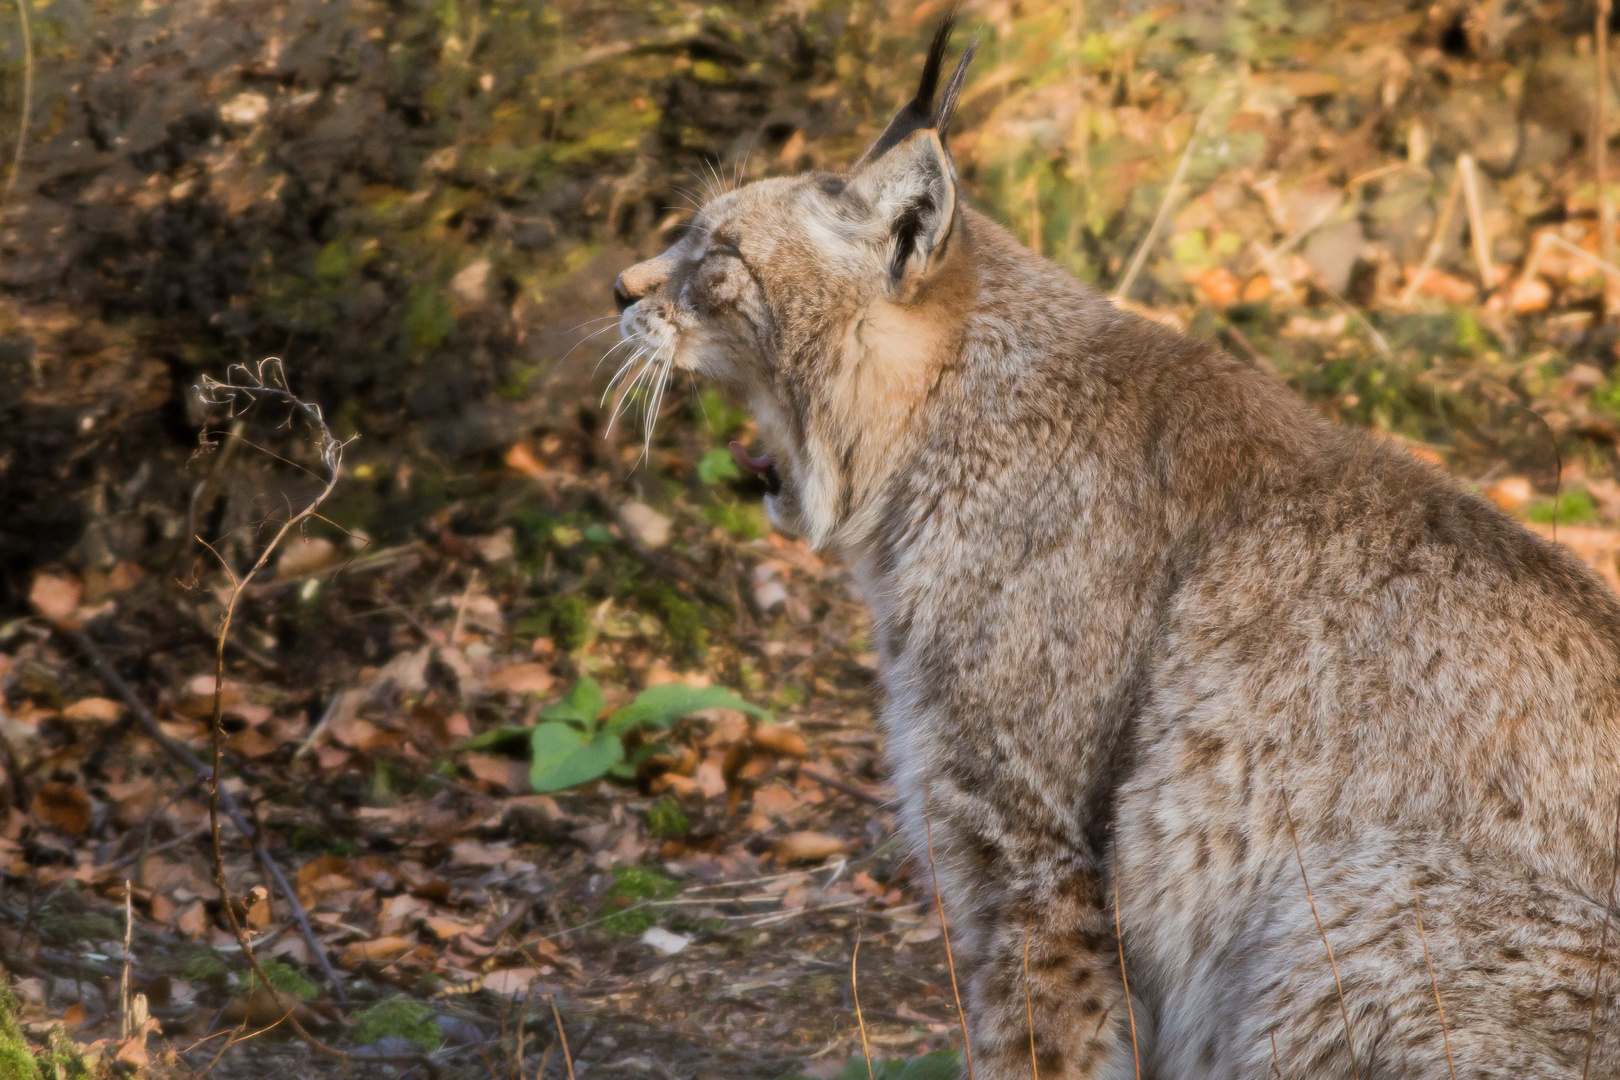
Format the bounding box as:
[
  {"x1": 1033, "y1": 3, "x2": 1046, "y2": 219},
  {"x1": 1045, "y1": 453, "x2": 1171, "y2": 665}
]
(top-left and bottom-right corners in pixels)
[{"x1": 3, "y1": 0, "x2": 1620, "y2": 599}]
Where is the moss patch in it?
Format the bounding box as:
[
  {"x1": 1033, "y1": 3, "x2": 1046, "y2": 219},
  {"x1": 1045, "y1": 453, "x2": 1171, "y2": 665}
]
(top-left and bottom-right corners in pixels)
[{"x1": 600, "y1": 865, "x2": 680, "y2": 935}]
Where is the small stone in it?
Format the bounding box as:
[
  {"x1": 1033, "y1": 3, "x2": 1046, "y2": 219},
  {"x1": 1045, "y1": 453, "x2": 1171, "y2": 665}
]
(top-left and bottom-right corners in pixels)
[
  {"x1": 219, "y1": 92, "x2": 269, "y2": 125},
  {"x1": 434, "y1": 1014, "x2": 485, "y2": 1046},
  {"x1": 641, "y1": 927, "x2": 692, "y2": 956},
  {"x1": 620, "y1": 502, "x2": 671, "y2": 549},
  {"x1": 450, "y1": 259, "x2": 492, "y2": 309},
  {"x1": 1486, "y1": 476, "x2": 1534, "y2": 512}
]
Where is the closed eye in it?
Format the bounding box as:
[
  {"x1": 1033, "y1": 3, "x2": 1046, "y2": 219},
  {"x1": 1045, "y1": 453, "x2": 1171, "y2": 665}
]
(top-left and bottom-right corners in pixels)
[{"x1": 706, "y1": 243, "x2": 742, "y2": 260}]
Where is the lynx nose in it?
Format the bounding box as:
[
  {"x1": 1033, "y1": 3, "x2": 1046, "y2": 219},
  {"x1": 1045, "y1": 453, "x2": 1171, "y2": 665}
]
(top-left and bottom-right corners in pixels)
[{"x1": 614, "y1": 257, "x2": 673, "y2": 313}]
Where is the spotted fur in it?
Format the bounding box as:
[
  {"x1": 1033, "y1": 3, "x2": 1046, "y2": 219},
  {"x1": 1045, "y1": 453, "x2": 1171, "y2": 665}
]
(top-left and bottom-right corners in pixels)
[{"x1": 614, "y1": 28, "x2": 1620, "y2": 1080}]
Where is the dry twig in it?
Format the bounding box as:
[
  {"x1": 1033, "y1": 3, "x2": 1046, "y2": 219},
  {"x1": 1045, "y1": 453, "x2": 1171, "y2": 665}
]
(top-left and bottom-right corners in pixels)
[
  {"x1": 853, "y1": 933, "x2": 875, "y2": 1080},
  {"x1": 66, "y1": 626, "x2": 343, "y2": 999},
  {"x1": 184, "y1": 361, "x2": 436, "y2": 1072},
  {"x1": 1023, "y1": 928, "x2": 1037, "y2": 1080},
  {"x1": 1458, "y1": 154, "x2": 1495, "y2": 291},
  {"x1": 546, "y1": 986, "x2": 578, "y2": 1080},
  {"x1": 120, "y1": 881, "x2": 134, "y2": 1041},
  {"x1": 1399, "y1": 168, "x2": 1464, "y2": 308},
  {"x1": 2, "y1": 0, "x2": 31, "y2": 208},
  {"x1": 1600, "y1": 0, "x2": 1615, "y2": 269},
  {"x1": 1113, "y1": 79, "x2": 1235, "y2": 302}
]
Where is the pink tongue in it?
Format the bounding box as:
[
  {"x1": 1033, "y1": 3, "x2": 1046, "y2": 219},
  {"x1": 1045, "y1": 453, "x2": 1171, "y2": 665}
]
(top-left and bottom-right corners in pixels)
[{"x1": 729, "y1": 441, "x2": 774, "y2": 476}]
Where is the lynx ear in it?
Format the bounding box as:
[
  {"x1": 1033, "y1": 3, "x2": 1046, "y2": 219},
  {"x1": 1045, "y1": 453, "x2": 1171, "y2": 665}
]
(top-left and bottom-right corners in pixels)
[{"x1": 852, "y1": 128, "x2": 958, "y2": 293}]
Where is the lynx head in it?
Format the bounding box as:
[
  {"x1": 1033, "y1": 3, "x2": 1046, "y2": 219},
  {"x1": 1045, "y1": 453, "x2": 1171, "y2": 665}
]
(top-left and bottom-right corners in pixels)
[{"x1": 614, "y1": 21, "x2": 978, "y2": 551}]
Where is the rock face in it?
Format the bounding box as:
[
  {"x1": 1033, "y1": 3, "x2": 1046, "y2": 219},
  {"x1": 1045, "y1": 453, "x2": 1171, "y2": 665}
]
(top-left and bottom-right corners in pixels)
[{"x1": 0, "y1": 0, "x2": 848, "y2": 606}]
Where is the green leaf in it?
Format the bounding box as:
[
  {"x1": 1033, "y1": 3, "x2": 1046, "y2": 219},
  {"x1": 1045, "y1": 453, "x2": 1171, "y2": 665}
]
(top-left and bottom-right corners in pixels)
[
  {"x1": 529, "y1": 720, "x2": 584, "y2": 771},
  {"x1": 529, "y1": 723, "x2": 622, "y2": 792},
  {"x1": 539, "y1": 675, "x2": 606, "y2": 729},
  {"x1": 603, "y1": 683, "x2": 769, "y2": 737},
  {"x1": 697, "y1": 446, "x2": 742, "y2": 484}
]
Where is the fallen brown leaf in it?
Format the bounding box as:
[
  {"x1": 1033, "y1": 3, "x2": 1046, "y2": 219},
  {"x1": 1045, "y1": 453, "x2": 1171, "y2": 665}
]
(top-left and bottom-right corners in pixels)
[
  {"x1": 276, "y1": 536, "x2": 342, "y2": 579},
  {"x1": 482, "y1": 967, "x2": 538, "y2": 998},
  {"x1": 28, "y1": 572, "x2": 83, "y2": 629},
  {"x1": 223, "y1": 986, "x2": 320, "y2": 1027},
  {"x1": 488, "y1": 662, "x2": 556, "y2": 695},
  {"x1": 60, "y1": 697, "x2": 123, "y2": 723},
  {"x1": 1486, "y1": 476, "x2": 1533, "y2": 511},
  {"x1": 340, "y1": 936, "x2": 413, "y2": 966},
  {"x1": 752, "y1": 723, "x2": 809, "y2": 758},
  {"x1": 1193, "y1": 266, "x2": 1242, "y2": 308},
  {"x1": 31, "y1": 782, "x2": 92, "y2": 835},
  {"x1": 505, "y1": 442, "x2": 547, "y2": 478},
  {"x1": 773, "y1": 831, "x2": 845, "y2": 864}
]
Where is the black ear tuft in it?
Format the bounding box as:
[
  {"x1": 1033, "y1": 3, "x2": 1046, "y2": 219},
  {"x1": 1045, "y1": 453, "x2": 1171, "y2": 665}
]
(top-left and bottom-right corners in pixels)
[
  {"x1": 857, "y1": 12, "x2": 976, "y2": 166},
  {"x1": 936, "y1": 37, "x2": 978, "y2": 139}
]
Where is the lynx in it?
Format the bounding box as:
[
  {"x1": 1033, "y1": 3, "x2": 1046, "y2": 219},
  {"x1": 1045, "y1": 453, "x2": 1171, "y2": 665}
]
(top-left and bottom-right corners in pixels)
[{"x1": 614, "y1": 22, "x2": 1620, "y2": 1079}]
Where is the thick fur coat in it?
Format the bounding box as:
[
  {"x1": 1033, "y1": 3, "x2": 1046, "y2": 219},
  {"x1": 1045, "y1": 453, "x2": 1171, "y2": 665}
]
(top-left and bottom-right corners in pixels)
[{"x1": 613, "y1": 27, "x2": 1620, "y2": 1079}]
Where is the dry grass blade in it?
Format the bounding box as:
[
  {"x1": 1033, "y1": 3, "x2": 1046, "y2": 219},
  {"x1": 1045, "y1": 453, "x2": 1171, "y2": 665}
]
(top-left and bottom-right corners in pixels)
[
  {"x1": 1411, "y1": 886, "x2": 1458, "y2": 1080},
  {"x1": 853, "y1": 933, "x2": 875, "y2": 1080},
  {"x1": 1113, "y1": 78, "x2": 1234, "y2": 302},
  {"x1": 1600, "y1": 0, "x2": 1614, "y2": 268},
  {"x1": 546, "y1": 986, "x2": 578, "y2": 1080},
  {"x1": 1458, "y1": 154, "x2": 1495, "y2": 291},
  {"x1": 1583, "y1": 792, "x2": 1620, "y2": 1080},
  {"x1": 3, "y1": 0, "x2": 31, "y2": 207},
  {"x1": 1270, "y1": 1030, "x2": 1285, "y2": 1079},
  {"x1": 120, "y1": 880, "x2": 134, "y2": 1041},
  {"x1": 1398, "y1": 168, "x2": 1463, "y2": 308},
  {"x1": 1023, "y1": 928, "x2": 1037, "y2": 1080},
  {"x1": 923, "y1": 782, "x2": 975, "y2": 1080},
  {"x1": 1281, "y1": 792, "x2": 1361, "y2": 1080},
  {"x1": 1113, "y1": 875, "x2": 1142, "y2": 1080}
]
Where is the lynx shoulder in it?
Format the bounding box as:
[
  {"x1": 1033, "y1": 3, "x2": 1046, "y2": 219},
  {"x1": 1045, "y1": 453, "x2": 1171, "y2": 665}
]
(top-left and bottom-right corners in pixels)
[{"x1": 614, "y1": 19, "x2": 1620, "y2": 1079}]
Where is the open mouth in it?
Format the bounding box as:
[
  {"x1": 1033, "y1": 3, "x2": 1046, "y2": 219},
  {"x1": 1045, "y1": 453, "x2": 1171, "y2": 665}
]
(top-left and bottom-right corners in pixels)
[{"x1": 729, "y1": 440, "x2": 782, "y2": 496}]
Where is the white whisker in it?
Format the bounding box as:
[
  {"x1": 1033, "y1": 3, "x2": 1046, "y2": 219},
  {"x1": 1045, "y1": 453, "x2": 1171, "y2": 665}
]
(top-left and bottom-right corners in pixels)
[
  {"x1": 562, "y1": 313, "x2": 621, "y2": 335},
  {"x1": 601, "y1": 344, "x2": 649, "y2": 406},
  {"x1": 606, "y1": 347, "x2": 659, "y2": 436},
  {"x1": 642, "y1": 348, "x2": 675, "y2": 456},
  {"x1": 559, "y1": 320, "x2": 629, "y2": 369},
  {"x1": 592, "y1": 335, "x2": 639, "y2": 378}
]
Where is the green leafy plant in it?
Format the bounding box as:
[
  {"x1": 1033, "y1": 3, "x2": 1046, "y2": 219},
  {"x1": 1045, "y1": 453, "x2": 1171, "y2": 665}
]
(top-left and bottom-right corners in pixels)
[
  {"x1": 461, "y1": 675, "x2": 770, "y2": 792},
  {"x1": 697, "y1": 446, "x2": 742, "y2": 484},
  {"x1": 352, "y1": 996, "x2": 444, "y2": 1052},
  {"x1": 1527, "y1": 487, "x2": 1598, "y2": 524}
]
